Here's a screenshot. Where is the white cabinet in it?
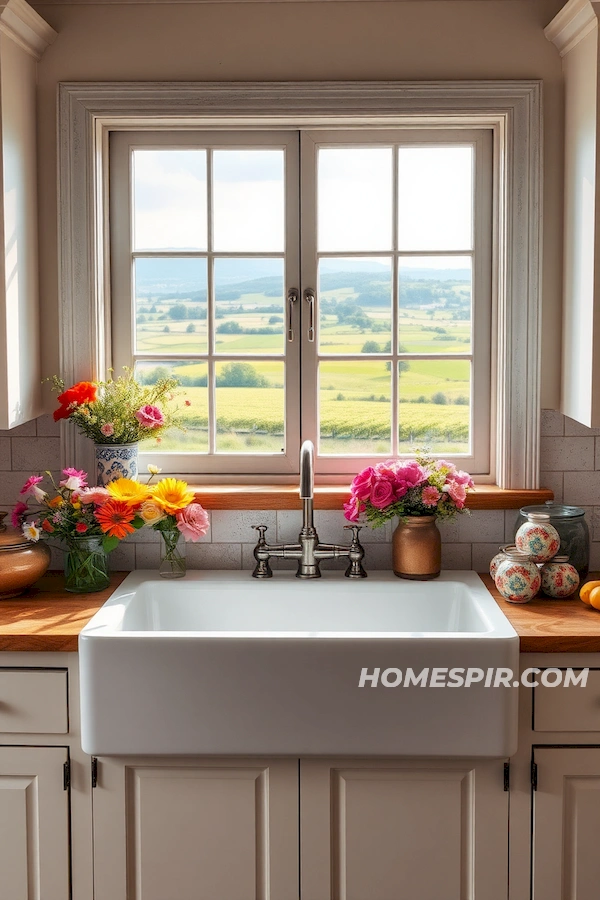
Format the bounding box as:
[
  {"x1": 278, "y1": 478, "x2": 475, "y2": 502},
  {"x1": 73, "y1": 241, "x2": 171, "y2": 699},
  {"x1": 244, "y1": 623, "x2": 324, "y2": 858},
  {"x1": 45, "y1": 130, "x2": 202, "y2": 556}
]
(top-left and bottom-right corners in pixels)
[
  {"x1": 0, "y1": 0, "x2": 56, "y2": 428},
  {"x1": 300, "y1": 758, "x2": 509, "y2": 900},
  {"x1": 532, "y1": 747, "x2": 600, "y2": 900},
  {"x1": 92, "y1": 756, "x2": 299, "y2": 900},
  {"x1": 0, "y1": 745, "x2": 70, "y2": 899},
  {"x1": 91, "y1": 755, "x2": 509, "y2": 900}
]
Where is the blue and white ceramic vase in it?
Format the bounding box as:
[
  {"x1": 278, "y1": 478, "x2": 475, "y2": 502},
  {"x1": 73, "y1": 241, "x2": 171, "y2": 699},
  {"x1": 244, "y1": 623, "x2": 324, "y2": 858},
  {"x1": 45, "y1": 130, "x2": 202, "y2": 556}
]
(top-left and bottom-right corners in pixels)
[{"x1": 94, "y1": 442, "x2": 139, "y2": 486}]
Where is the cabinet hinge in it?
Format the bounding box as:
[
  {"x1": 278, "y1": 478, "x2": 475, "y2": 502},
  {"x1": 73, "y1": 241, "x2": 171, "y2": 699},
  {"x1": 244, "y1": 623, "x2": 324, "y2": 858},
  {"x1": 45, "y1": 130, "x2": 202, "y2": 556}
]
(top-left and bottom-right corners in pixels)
[
  {"x1": 91, "y1": 756, "x2": 98, "y2": 789},
  {"x1": 531, "y1": 760, "x2": 538, "y2": 791},
  {"x1": 503, "y1": 762, "x2": 510, "y2": 791},
  {"x1": 63, "y1": 759, "x2": 70, "y2": 791}
]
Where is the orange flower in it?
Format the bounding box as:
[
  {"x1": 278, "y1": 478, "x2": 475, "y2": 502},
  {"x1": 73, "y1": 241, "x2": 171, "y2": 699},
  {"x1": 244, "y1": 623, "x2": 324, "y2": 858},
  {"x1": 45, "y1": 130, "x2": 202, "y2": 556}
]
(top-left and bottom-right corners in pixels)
[
  {"x1": 53, "y1": 381, "x2": 98, "y2": 422},
  {"x1": 47, "y1": 496, "x2": 63, "y2": 509},
  {"x1": 94, "y1": 499, "x2": 136, "y2": 539}
]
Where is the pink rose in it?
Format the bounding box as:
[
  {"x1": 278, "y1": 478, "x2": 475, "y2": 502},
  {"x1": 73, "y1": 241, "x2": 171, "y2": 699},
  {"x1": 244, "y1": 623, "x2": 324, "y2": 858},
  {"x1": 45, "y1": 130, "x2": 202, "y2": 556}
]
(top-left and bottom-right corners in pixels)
[
  {"x1": 370, "y1": 477, "x2": 395, "y2": 509},
  {"x1": 343, "y1": 497, "x2": 363, "y2": 522},
  {"x1": 175, "y1": 503, "x2": 210, "y2": 541},
  {"x1": 78, "y1": 487, "x2": 110, "y2": 505},
  {"x1": 135, "y1": 405, "x2": 165, "y2": 429},
  {"x1": 422, "y1": 485, "x2": 441, "y2": 507},
  {"x1": 100, "y1": 423, "x2": 115, "y2": 437},
  {"x1": 393, "y1": 462, "x2": 427, "y2": 499},
  {"x1": 350, "y1": 466, "x2": 376, "y2": 501},
  {"x1": 445, "y1": 481, "x2": 467, "y2": 508},
  {"x1": 451, "y1": 469, "x2": 475, "y2": 488}
]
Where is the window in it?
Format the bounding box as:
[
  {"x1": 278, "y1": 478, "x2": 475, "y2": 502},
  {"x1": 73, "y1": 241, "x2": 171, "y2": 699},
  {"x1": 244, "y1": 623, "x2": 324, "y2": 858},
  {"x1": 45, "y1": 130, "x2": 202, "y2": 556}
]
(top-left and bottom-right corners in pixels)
[
  {"x1": 58, "y1": 82, "x2": 541, "y2": 487},
  {"x1": 110, "y1": 127, "x2": 492, "y2": 477}
]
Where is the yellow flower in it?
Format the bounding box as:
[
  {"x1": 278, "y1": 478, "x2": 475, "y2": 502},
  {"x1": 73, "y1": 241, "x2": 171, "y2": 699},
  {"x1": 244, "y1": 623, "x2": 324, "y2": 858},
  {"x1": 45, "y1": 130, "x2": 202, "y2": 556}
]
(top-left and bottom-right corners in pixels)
[
  {"x1": 139, "y1": 500, "x2": 166, "y2": 526},
  {"x1": 72, "y1": 501, "x2": 81, "y2": 510},
  {"x1": 107, "y1": 478, "x2": 151, "y2": 507},
  {"x1": 151, "y1": 478, "x2": 194, "y2": 515}
]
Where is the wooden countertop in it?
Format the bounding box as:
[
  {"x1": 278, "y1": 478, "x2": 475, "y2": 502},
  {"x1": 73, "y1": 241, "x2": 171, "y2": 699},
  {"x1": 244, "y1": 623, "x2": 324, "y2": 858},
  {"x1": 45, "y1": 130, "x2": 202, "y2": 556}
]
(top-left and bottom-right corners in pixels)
[
  {"x1": 2, "y1": 571, "x2": 600, "y2": 653},
  {"x1": 479, "y1": 574, "x2": 600, "y2": 653},
  {"x1": 0, "y1": 573, "x2": 127, "y2": 652}
]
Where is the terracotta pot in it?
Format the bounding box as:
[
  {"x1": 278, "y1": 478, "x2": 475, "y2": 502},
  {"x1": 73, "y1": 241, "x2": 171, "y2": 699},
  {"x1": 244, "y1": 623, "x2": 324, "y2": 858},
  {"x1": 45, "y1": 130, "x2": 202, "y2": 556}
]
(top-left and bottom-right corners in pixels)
[
  {"x1": 0, "y1": 512, "x2": 51, "y2": 599},
  {"x1": 392, "y1": 515, "x2": 441, "y2": 580}
]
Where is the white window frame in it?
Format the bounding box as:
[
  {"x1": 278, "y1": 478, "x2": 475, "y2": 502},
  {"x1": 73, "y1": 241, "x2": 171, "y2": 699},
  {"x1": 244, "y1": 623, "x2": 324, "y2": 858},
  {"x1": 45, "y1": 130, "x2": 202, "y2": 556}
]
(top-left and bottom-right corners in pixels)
[{"x1": 58, "y1": 80, "x2": 542, "y2": 488}]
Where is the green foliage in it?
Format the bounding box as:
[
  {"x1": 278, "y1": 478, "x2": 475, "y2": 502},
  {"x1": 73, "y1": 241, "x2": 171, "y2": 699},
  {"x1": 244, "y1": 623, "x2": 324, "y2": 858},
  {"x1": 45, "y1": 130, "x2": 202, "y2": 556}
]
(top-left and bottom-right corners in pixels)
[
  {"x1": 216, "y1": 363, "x2": 268, "y2": 388},
  {"x1": 186, "y1": 322, "x2": 196, "y2": 333},
  {"x1": 169, "y1": 303, "x2": 188, "y2": 321},
  {"x1": 432, "y1": 392, "x2": 448, "y2": 405},
  {"x1": 216, "y1": 321, "x2": 243, "y2": 334}
]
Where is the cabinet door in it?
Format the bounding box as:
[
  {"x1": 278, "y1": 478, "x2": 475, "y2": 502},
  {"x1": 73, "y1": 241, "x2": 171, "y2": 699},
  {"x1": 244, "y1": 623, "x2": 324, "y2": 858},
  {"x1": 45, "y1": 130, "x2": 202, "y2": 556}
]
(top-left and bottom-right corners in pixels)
[
  {"x1": 0, "y1": 745, "x2": 70, "y2": 900},
  {"x1": 533, "y1": 747, "x2": 600, "y2": 900},
  {"x1": 93, "y1": 756, "x2": 298, "y2": 900},
  {"x1": 300, "y1": 758, "x2": 508, "y2": 900}
]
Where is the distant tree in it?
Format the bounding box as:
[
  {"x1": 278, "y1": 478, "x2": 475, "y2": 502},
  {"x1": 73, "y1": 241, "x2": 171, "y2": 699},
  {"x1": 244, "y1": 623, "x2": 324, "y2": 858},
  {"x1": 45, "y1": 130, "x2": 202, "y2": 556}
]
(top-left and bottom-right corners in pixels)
[
  {"x1": 169, "y1": 303, "x2": 188, "y2": 321},
  {"x1": 139, "y1": 365, "x2": 171, "y2": 385},
  {"x1": 186, "y1": 323, "x2": 196, "y2": 333},
  {"x1": 361, "y1": 340, "x2": 381, "y2": 353},
  {"x1": 136, "y1": 314, "x2": 147, "y2": 324},
  {"x1": 268, "y1": 315, "x2": 283, "y2": 325},
  {"x1": 163, "y1": 325, "x2": 170, "y2": 333},
  {"x1": 216, "y1": 363, "x2": 268, "y2": 388},
  {"x1": 455, "y1": 395, "x2": 469, "y2": 405},
  {"x1": 216, "y1": 321, "x2": 243, "y2": 334},
  {"x1": 432, "y1": 392, "x2": 448, "y2": 405}
]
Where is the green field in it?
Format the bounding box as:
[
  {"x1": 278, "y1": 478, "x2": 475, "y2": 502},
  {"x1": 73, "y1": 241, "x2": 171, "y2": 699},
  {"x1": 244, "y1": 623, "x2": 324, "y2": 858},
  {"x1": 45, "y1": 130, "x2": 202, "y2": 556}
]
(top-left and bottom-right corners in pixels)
[{"x1": 135, "y1": 266, "x2": 472, "y2": 455}]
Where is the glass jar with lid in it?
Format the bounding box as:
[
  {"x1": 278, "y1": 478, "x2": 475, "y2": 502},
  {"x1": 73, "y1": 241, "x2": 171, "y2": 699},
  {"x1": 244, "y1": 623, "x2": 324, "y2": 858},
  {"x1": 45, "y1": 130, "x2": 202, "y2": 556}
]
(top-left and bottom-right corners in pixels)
[{"x1": 514, "y1": 502, "x2": 589, "y2": 579}]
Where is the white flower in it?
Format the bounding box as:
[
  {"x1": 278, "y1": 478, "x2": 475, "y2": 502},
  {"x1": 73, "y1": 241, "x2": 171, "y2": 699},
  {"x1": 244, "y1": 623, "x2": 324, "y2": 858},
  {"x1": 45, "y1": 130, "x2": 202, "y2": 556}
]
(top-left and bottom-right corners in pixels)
[
  {"x1": 31, "y1": 486, "x2": 47, "y2": 503},
  {"x1": 22, "y1": 521, "x2": 41, "y2": 542},
  {"x1": 147, "y1": 464, "x2": 162, "y2": 475}
]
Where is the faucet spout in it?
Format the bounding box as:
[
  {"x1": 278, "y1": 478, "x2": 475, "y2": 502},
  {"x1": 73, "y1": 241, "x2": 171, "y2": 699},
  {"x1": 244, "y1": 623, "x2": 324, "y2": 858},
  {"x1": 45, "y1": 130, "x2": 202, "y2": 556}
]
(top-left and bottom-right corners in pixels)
[{"x1": 299, "y1": 440, "x2": 314, "y2": 500}]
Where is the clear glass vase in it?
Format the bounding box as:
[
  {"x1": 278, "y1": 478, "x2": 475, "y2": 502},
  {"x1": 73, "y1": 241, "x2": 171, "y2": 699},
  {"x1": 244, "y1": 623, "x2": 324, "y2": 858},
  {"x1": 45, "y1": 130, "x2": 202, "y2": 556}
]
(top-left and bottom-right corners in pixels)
[
  {"x1": 159, "y1": 528, "x2": 186, "y2": 578},
  {"x1": 64, "y1": 535, "x2": 110, "y2": 593}
]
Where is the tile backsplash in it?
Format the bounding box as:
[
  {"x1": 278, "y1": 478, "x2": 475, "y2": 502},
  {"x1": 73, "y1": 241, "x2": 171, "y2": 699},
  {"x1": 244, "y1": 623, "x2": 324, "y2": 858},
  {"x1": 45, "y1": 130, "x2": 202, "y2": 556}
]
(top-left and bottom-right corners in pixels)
[{"x1": 0, "y1": 409, "x2": 598, "y2": 574}]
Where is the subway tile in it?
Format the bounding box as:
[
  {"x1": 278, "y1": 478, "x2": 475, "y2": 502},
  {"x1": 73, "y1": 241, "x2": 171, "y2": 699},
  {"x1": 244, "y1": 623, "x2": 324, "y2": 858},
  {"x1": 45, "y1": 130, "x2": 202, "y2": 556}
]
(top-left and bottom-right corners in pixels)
[
  {"x1": 472, "y1": 543, "x2": 502, "y2": 573},
  {"x1": 108, "y1": 543, "x2": 135, "y2": 572},
  {"x1": 0, "y1": 437, "x2": 10, "y2": 470},
  {"x1": 134, "y1": 542, "x2": 161, "y2": 568},
  {"x1": 564, "y1": 471, "x2": 600, "y2": 506},
  {"x1": 441, "y1": 543, "x2": 472, "y2": 570},
  {"x1": 564, "y1": 416, "x2": 600, "y2": 436},
  {"x1": 592, "y1": 508, "x2": 600, "y2": 543},
  {"x1": 211, "y1": 509, "x2": 275, "y2": 544},
  {"x1": 457, "y1": 510, "x2": 504, "y2": 543},
  {"x1": 595, "y1": 438, "x2": 600, "y2": 471},
  {"x1": 10, "y1": 437, "x2": 61, "y2": 472},
  {"x1": 0, "y1": 421, "x2": 36, "y2": 438},
  {"x1": 589, "y1": 542, "x2": 600, "y2": 571},
  {"x1": 186, "y1": 542, "x2": 242, "y2": 569},
  {"x1": 437, "y1": 516, "x2": 460, "y2": 542},
  {"x1": 539, "y1": 471, "x2": 563, "y2": 502},
  {"x1": 541, "y1": 409, "x2": 565, "y2": 436},
  {"x1": 504, "y1": 509, "x2": 521, "y2": 544},
  {"x1": 540, "y1": 437, "x2": 594, "y2": 472},
  {"x1": 36, "y1": 415, "x2": 61, "y2": 437},
  {"x1": 361, "y1": 542, "x2": 393, "y2": 570},
  {"x1": 0, "y1": 471, "x2": 39, "y2": 507},
  {"x1": 126, "y1": 525, "x2": 161, "y2": 544},
  {"x1": 276, "y1": 509, "x2": 304, "y2": 543}
]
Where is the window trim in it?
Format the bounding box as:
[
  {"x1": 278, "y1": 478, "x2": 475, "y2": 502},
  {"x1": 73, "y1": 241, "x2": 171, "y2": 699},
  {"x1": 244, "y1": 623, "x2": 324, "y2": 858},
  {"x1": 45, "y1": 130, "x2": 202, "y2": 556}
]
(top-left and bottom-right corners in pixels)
[{"x1": 57, "y1": 80, "x2": 542, "y2": 488}]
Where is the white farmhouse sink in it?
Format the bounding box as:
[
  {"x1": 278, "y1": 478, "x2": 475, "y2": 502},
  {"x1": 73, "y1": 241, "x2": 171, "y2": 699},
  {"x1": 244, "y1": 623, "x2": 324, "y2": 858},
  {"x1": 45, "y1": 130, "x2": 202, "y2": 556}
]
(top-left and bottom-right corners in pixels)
[{"x1": 79, "y1": 570, "x2": 519, "y2": 757}]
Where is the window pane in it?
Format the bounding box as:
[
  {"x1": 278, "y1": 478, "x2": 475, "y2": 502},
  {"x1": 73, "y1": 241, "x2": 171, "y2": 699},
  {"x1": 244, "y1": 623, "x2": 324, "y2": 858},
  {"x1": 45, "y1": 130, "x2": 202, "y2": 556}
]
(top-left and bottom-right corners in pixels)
[
  {"x1": 133, "y1": 150, "x2": 207, "y2": 251},
  {"x1": 215, "y1": 361, "x2": 284, "y2": 453},
  {"x1": 318, "y1": 148, "x2": 392, "y2": 251},
  {"x1": 318, "y1": 258, "x2": 392, "y2": 355},
  {"x1": 319, "y1": 360, "x2": 391, "y2": 455},
  {"x1": 398, "y1": 257, "x2": 471, "y2": 353},
  {"x1": 398, "y1": 146, "x2": 473, "y2": 251},
  {"x1": 398, "y1": 360, "x2": 471, "y2": 454},
  {"x1": 134, "y1": 360, "x2": 208, "y2": 453},
  {"x1": 214, "y1": 258, "x2": 284, "y2": 355},
  {"x1": 213, "y1": 150, "x2": 284, "y2": 251},
  {"x1": 134, "y1": 258, "x2": 208, "y2": 354}
]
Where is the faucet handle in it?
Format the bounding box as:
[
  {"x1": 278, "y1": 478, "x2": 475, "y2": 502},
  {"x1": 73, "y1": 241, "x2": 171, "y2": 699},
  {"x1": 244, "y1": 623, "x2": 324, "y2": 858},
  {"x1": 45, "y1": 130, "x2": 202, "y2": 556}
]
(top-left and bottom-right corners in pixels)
[
  {"x1": 252, "y1": 524, "x2": 269, "y2": 542},
  {"x1": 344, "y1": 524, "x2": 362, "y2": 539},
  {"x1": 344, "y1": 524, "x2": 367, "y2": 579}
]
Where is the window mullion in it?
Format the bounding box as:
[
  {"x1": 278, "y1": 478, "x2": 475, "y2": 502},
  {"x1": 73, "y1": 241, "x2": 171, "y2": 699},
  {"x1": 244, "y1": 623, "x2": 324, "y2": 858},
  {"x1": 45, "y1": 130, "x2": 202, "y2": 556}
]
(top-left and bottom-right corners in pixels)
[{"x1": 391, "y1": 144, "x2": 399, "y2": 458}]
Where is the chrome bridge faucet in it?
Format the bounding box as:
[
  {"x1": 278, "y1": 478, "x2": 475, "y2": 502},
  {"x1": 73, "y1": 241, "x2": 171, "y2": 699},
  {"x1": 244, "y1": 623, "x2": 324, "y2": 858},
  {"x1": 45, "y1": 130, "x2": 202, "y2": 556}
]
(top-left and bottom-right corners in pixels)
[{"x1": 251, "y1": 440, "x2": 367, "y2": 579}]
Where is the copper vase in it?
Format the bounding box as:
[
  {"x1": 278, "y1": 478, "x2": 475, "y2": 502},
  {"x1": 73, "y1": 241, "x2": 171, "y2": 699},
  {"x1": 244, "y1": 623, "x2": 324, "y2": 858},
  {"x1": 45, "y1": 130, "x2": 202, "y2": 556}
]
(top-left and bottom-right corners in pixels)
[{"x1": 392, "y1": 515, "x2": 441, "y2": 580}]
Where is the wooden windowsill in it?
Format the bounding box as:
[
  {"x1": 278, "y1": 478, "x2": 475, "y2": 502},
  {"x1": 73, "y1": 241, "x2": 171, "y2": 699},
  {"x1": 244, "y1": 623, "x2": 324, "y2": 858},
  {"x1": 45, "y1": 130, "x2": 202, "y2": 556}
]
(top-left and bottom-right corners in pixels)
[{"x1": 190, "y1": 484, "x2": 554, "y2": 511}]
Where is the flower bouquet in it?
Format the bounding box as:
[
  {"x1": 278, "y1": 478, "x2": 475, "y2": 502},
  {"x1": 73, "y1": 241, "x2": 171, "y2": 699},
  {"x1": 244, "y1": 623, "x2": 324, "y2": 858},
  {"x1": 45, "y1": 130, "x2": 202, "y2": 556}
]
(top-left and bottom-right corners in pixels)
[
  {"x1": 343, "y1": 455, "x2": 475, "y2": 580},
  {"x1": 48, "y1": 369, "x2": 184, "y2": 444},
  {"x1": 139, "y1": 473, "x2": 210, "y2": 578},
  {"x1": 343, "y1": 455, "x2": 475, "y2": 526},
  {"x1": 12, "y1": 469, "x2": 147, "y2": 592}
]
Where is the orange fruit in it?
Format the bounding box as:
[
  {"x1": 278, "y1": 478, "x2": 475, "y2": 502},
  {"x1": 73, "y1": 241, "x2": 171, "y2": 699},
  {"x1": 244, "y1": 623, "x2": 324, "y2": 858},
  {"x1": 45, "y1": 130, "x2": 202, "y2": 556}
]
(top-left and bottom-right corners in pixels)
[
  {"x1": 589, "y1": 586, "x2": 600, "y2": 611},
  {"x1": 579, "y1": 580, "x2": 600, "y2": 605}
]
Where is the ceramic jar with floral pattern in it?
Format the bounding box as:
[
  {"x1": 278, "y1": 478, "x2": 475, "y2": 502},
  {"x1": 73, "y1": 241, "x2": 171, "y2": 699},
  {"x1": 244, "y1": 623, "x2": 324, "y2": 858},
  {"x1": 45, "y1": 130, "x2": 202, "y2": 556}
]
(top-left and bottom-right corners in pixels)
[
  {"x1": 494, "y1": 548, "x2": 541, "y2": 604},
  {"x1": 540, "y1": 556, "x2": 580, "y2": 599},
  {"x1": 490, "y1": 545, "x2": 518, "y2": 580},
  {"x1": 515, "y1": 513, "x2": 560, "y2": 563}
]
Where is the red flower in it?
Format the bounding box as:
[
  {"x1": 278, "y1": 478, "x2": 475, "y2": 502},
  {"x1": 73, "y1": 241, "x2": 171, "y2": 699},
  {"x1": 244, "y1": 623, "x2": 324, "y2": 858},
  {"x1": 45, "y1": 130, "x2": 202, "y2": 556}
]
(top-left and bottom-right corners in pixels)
[
  {"x1": 75, "y1": 522, "x2": 88, "y2": 534},
  {"x1": 53, "y1": 381, "x2": 97, "y2": 422},
  {"x1": 94, "y1": 499, "x2": 136, "y2": 539},
  {"x1": 41, "y1": 518, "x2": 55, "y2": 533}
]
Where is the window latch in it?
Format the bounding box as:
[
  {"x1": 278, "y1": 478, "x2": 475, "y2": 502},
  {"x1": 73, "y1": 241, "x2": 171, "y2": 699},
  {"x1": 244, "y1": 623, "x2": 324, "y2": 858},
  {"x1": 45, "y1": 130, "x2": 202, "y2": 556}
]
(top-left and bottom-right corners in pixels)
[
  {"x1": 304, "y1": 288, "x2": 316, "y2": 342},
  {"x1": 287, "y1": 288, "x2": 299, "y2": 341}
]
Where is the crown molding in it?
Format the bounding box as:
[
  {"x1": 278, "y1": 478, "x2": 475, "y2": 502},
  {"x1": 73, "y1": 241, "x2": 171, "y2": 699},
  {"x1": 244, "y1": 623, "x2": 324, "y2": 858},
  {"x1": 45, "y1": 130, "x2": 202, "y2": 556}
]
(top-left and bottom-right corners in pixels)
[
  {"x1": 545, "y1": 0, "x2": 599, "y2": 57},
  {"x1": 0, "y1": 0, "x2": 56, "y2": 59}
]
